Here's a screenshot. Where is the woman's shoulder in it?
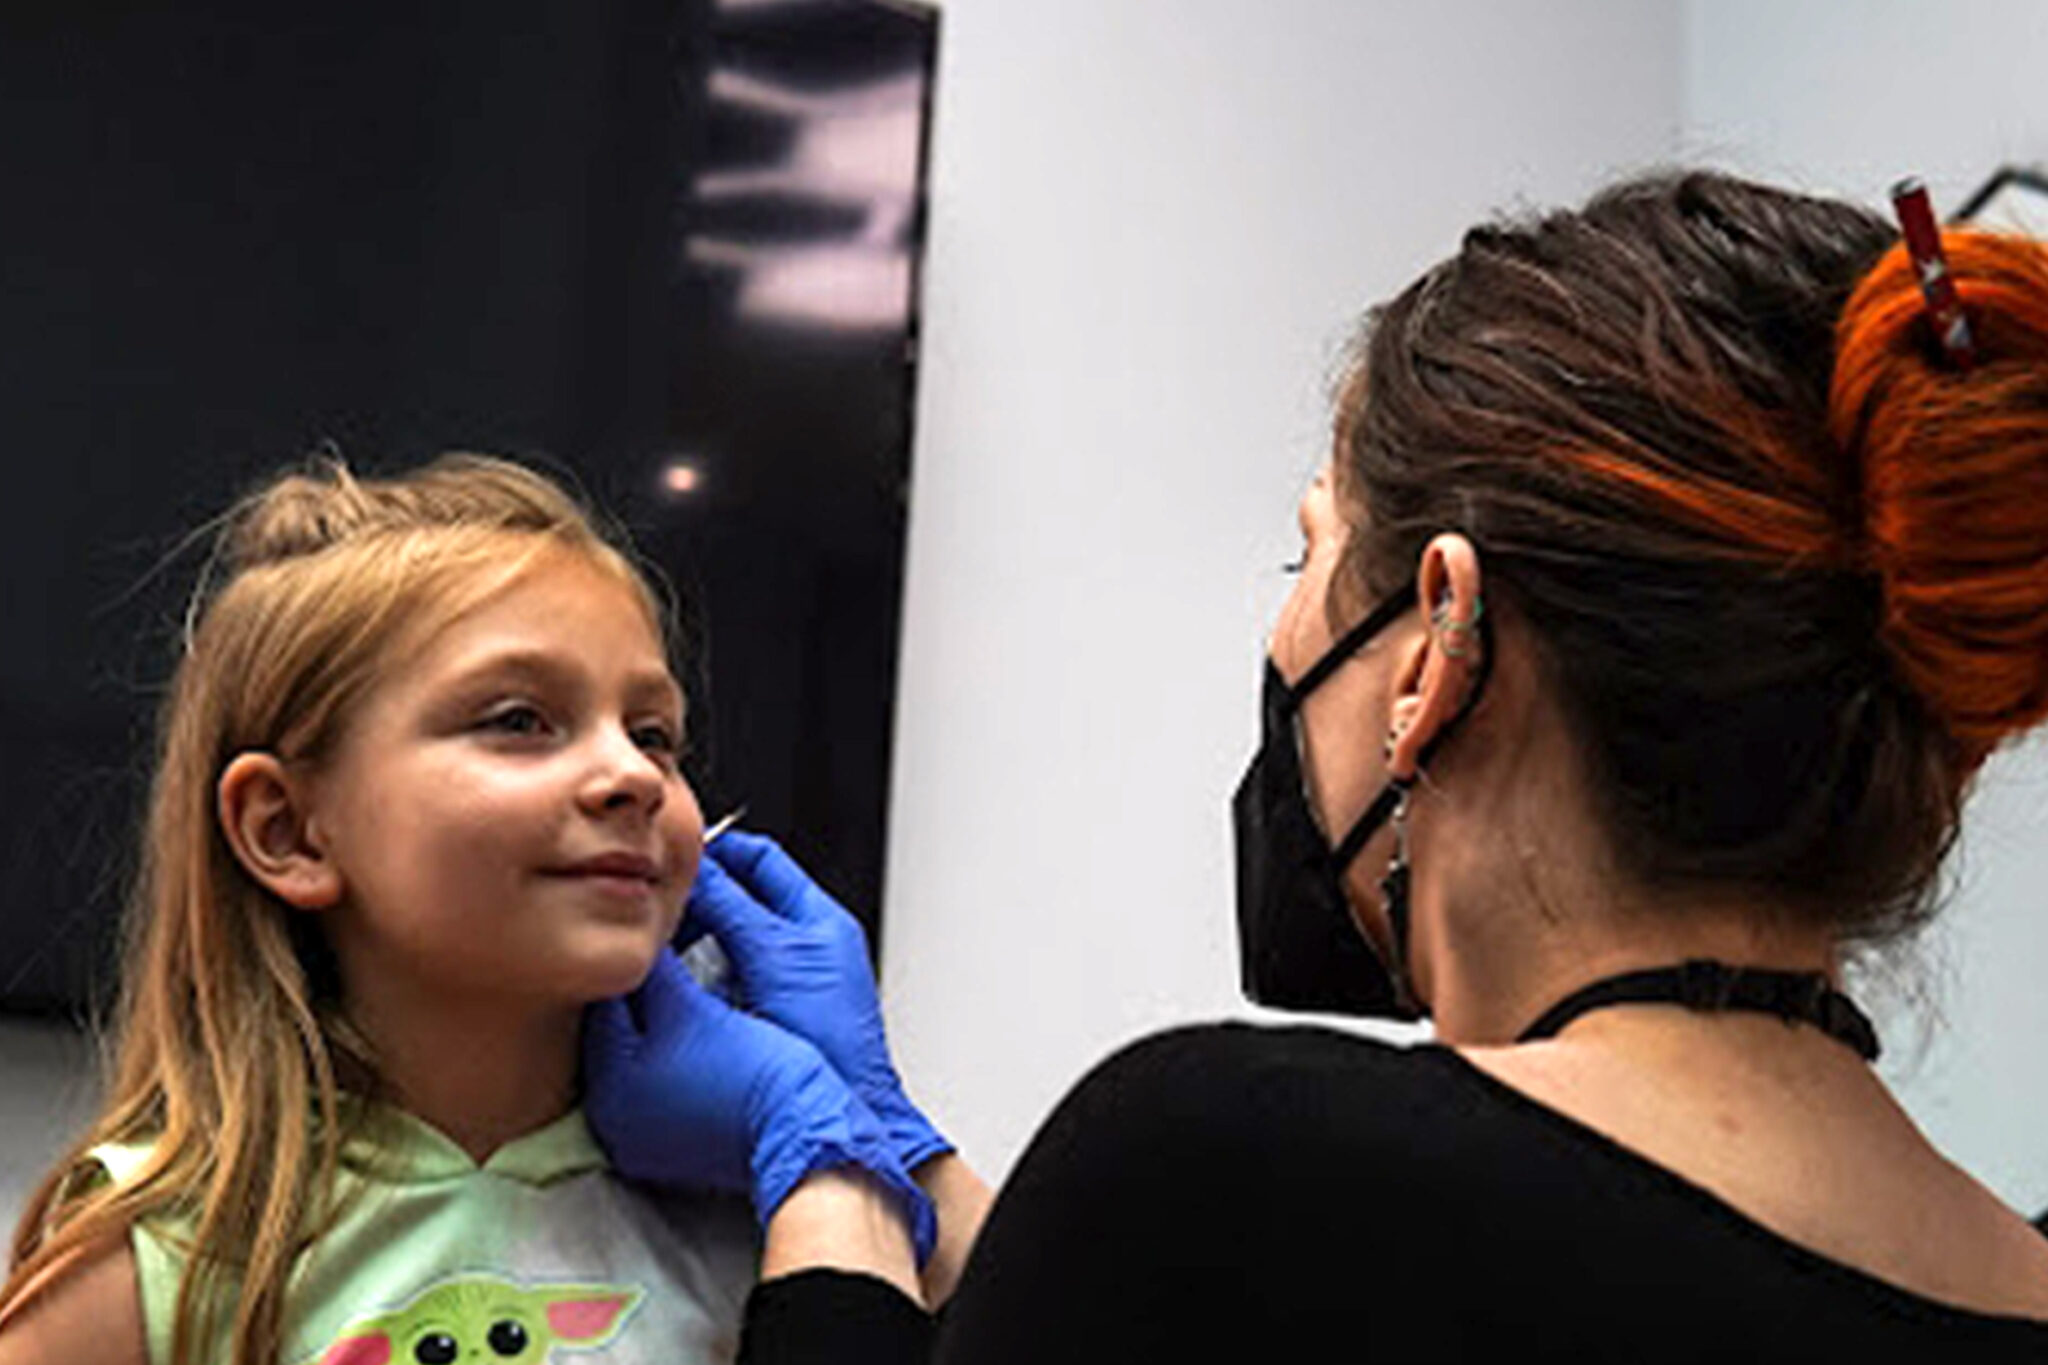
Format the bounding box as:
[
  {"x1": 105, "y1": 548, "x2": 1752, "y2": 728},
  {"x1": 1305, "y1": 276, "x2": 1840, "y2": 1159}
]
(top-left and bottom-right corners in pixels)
[
  {"x1": 1023, "y1": 1022, "x2": 1485, "y2": 1185},
  {"x1": 944, "y1": 1024, "x2": 1504, "y2": 1355},
  {"x1": 1069, "y1": 1020, "x2": 1465, "y2": 1115}
]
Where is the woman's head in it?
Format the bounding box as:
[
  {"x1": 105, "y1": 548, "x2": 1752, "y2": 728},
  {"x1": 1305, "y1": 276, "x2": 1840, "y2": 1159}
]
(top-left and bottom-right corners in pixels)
[
  {"x1": 5, "y1": 453, "x2": 696, "y2": 1365},
  {"x1": 1311, "y1": 170, "x2": 2048, "y2": 956}
]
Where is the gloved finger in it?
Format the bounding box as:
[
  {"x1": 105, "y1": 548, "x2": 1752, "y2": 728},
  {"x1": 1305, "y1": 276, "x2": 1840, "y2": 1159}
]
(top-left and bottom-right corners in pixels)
[
  {"x1": 685, "y1": 859, "x2": 785, "y2": 962},
  {"x1": 582, "y1": 996, "x2": 640, "y2": 1066},
  {"x1": 698, "y1": 838, "x2": 799, "y2": 922},
  {"x1": 708, "y1": 831, "x2": 836, "y2": 926},
  {"x1": 635, "y1": 949, "x2": 708, "y2": 1037}
]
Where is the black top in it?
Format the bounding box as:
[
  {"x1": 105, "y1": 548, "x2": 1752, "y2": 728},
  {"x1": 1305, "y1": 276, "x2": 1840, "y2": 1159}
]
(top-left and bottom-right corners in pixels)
[{"x1": 741, "y1": 1023, "x2": 2048, "y2": 1363}]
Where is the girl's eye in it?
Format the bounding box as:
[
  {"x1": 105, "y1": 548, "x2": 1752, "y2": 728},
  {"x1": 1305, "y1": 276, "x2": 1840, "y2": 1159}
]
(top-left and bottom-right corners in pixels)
[
  {"x1": 479, "y1": 704, "x2": 548, "y2": 736},
  {"x1": 1281, "y1": 554, "x2": 1307, "y2": 576},
  {"x1": 631, "y1": 722, "x2": 680, "y2": 756}
]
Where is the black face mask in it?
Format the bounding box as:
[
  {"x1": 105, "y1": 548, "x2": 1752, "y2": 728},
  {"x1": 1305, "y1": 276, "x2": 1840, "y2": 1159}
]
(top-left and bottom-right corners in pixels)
[{"x1": 1232, "y1": 580, "x2": 1490, "y2": 1019}]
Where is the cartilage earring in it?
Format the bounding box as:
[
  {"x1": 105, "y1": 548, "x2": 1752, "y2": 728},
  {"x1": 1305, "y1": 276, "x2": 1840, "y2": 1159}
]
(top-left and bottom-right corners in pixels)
[{"x1": 1432, "y1": 593, "x2": 1486, "y2": 660}]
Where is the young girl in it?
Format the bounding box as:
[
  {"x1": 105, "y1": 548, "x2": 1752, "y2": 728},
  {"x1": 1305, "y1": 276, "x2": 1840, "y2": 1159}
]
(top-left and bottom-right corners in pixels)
[{"x1": 0, "y1": 456, "x2": 759, "y2": 1365}]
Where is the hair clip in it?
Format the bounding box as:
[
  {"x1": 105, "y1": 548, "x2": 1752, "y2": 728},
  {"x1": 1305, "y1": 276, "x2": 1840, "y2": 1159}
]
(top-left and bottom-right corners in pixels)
[{"x1": 1890, "y1": 177, "x2": 1976, "y2": 370}]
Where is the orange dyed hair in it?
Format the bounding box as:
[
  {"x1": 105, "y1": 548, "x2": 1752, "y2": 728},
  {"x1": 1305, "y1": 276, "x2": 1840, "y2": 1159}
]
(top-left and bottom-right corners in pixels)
[
  {"x1": 1831, "y1": 231, "x2": 2048, "y2": 769},
  {"x1": 1342, "y1": 171, "x2": 2048, "y2": 941}
]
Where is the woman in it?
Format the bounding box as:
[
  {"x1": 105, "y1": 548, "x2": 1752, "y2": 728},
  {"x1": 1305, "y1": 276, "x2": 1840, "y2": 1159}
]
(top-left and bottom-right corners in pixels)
[{"x1": 588, "y1": 170, "x2": 2048, "y2": 1361}]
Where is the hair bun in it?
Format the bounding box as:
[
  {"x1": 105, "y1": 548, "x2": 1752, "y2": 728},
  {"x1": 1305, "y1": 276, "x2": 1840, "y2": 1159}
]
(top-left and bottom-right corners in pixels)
[
  {"x1": 218, "y1": 453, "x2": 587, "y2": 573},
  {"x1": 220, "y1": 460, "x2": 381, "y2": 569},
  {"x1": 1829, "y1": 229, "x2": 2048, "y2": 768}
]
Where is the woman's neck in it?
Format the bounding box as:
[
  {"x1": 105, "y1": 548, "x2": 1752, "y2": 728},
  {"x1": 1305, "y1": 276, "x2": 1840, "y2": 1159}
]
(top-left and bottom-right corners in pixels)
[
  {"x1": 1406, "y1": 767, "x2": 1840, "y2": 1048},
  {"x1": 1361, "y1": 675, "x2": 1838, "y2": 1047},
  {"x1": 1425, "y1": 877, "x2": 1842, "y2": 1047},
  {"x1": 341, "y1": 980, "x2": 583, "y2": 1163}
]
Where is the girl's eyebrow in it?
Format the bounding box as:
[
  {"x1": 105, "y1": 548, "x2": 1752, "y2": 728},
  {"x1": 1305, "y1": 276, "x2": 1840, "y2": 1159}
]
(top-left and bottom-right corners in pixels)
[
  {"x1": 443, "y1": 647, "x2": 683, "y2": 713},
  {"x1": 444, "y1": 647, "x2": 575, "y2": 692},
  {"x1": 628, "y1": 670, "x2": 688, "y2": 716}
]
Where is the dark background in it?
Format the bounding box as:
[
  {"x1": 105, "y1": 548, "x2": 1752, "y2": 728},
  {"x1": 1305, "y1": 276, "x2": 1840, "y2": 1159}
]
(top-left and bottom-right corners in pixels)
[{"x1": 0, "y1": 0, "x2": 938, "y2": 1015}]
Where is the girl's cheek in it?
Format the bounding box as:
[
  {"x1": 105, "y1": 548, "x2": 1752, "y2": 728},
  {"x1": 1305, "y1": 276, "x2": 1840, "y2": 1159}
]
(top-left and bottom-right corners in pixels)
[{"x1": 667, "y1": 779, "x2": 706, "y2": 877}]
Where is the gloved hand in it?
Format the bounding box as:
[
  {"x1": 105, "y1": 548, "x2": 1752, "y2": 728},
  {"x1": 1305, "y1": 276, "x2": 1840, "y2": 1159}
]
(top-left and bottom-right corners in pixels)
[
  {"x1": 685, "y1": 832, "x2": 954, "y2": 1175},
  {"x1": 584, "y1": 950, "x2": 937, "y2": 1262}
]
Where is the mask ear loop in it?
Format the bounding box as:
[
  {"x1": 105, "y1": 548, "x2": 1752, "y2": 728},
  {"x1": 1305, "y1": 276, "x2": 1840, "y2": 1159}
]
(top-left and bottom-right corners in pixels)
[
  {"x1": 1290, "y1": 582, "x2": 1419, "y2": 700},
  {"x1": 1295, "y1": 578, "x2": 1421, "y2": 867}
]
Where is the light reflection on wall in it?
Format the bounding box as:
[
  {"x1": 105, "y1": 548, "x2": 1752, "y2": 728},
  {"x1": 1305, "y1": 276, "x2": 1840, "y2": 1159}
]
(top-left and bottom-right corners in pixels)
[
  {"x1": 656, "y1": 0, "x2": 937, "y2": 947},
  {"x1": 685, "y1": 66, "x2": 927, "y2": 331},
  {"x1": 659, "y1": 459, "x2": 704, "y2": 496}
]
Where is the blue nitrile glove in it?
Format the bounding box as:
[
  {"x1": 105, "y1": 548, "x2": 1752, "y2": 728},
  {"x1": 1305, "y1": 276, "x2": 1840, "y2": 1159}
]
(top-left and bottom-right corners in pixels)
[
  {"x1": 685, "y1": 832, "x2": 954, "y2": 1175},
  {"x1": 584, "y1": 950, "x2": 937, "y2": 1263}
]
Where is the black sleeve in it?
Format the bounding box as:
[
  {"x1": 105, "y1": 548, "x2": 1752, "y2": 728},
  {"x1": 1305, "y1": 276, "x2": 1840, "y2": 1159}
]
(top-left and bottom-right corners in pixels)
[{"x1": 738, "y1": 1269, "x2": 934, "y2": 1365}]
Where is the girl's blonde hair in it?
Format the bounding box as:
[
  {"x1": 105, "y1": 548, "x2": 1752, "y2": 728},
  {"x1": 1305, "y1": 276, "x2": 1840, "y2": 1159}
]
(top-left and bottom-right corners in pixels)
[{"x1": 1, "y1": 454, "x2": 670, "y2": 1365}]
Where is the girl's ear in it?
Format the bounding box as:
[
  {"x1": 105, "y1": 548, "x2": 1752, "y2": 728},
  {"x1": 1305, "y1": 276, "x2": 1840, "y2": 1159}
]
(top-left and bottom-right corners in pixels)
[
  {"x1": 1386, "y1": 534, "x2": 1485, "y2": 780},
  {"x1": 217, "y1": 752, "x2": 343, "y2": 911}
]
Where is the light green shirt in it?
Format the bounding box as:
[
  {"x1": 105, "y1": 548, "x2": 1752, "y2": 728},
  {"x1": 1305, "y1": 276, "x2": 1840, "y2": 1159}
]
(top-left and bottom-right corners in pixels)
[{"x1": 91, "y1": 1105, "x2": 757, "y2": 1365}]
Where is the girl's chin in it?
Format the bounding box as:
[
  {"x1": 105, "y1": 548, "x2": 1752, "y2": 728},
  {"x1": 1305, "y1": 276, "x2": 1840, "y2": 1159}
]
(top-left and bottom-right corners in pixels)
[
  {"x1": 437, "y1": 930, "x2": 669, "y2": 1007},
  {"x1": 561, "y1": 939, "x2": 671, "y2": 1003},
  {"x1": 337, "y1": 923, "x2": 672, "y2": 1010}
]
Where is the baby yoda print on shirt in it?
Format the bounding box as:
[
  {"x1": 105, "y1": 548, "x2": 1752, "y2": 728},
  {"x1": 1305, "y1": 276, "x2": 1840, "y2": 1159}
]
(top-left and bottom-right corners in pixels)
[
  {"x1": 309, "y1": 1274, "x2": 644, "y2": 1365},
  {"x1": 96, "y1": 1105, "x2": 756, "y2": 1365}
]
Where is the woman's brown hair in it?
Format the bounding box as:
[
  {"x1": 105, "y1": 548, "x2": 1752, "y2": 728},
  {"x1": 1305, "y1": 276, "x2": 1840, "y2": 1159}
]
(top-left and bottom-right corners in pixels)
[
  {"x1": 1341, "y1": 169, "x2": 2048, "y2": 944},
  {"x1": 1, "y1": 454, "x2": 668, "y2": 1365}
]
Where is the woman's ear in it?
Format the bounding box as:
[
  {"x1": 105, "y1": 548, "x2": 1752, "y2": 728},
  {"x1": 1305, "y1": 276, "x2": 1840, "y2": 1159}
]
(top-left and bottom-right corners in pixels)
[
  {"x1": 217, "y1": 752, "x2": 342, "y2": 910},
  {"x1": 1387, "y1": 534, "x2": 1484, "y2": 780}
]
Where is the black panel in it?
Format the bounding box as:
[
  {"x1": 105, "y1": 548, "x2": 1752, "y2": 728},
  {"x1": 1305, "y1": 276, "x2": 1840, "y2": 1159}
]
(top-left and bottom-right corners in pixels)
[{"x1": 0, "y1": 0, "x2": 937, "y2": 1015}]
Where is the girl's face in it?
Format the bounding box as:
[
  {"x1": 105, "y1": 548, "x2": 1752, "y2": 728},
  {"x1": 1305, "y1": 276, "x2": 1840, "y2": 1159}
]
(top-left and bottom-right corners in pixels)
[{"x1": 306, "y1": 549, "x2": 701, "y2": 1009}]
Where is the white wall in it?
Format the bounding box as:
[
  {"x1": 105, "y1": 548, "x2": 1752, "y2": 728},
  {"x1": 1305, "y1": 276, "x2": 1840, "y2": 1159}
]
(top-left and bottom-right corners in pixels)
[
  {"x1": 1685, "y1": 0, "x2": 2048, "y2": 1215},
  {"x1": 1682, "y1": 0, "x2": 2048, "y2": 228},
  {"x1": 882, "y1": 0, "x2": 1684, "y2": 1179},
  {"x1": 0, "y1": 1019, "x2": 98, "y2": 1233}
]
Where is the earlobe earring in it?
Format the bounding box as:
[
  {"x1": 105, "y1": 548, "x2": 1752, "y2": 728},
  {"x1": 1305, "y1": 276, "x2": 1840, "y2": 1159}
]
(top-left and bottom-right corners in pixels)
[{"x1": 1377, "y1": 780, "x2": 1419, "y2": 1012}]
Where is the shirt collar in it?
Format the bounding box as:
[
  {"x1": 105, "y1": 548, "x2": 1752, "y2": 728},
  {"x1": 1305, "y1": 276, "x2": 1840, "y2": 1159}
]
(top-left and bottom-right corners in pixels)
[{"x1": 336, "y1": 1097, "x2": 609, "y2": 1186}]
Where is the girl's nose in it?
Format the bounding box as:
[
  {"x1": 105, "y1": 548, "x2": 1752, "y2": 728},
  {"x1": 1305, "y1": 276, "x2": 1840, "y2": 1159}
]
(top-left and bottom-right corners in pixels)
[{"x1": 577, "y1": 731, "x2": 668, "y2": 817}]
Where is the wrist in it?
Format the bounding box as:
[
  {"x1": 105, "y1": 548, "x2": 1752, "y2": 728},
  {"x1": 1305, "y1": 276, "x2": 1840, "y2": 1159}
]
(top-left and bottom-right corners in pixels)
[
  {"x1": 762, "y1": 1168, "x2": 924, "y2": 1303},
  {"x1": 908, "y1": 1151, "x2": 995, "y2": 1308}
]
